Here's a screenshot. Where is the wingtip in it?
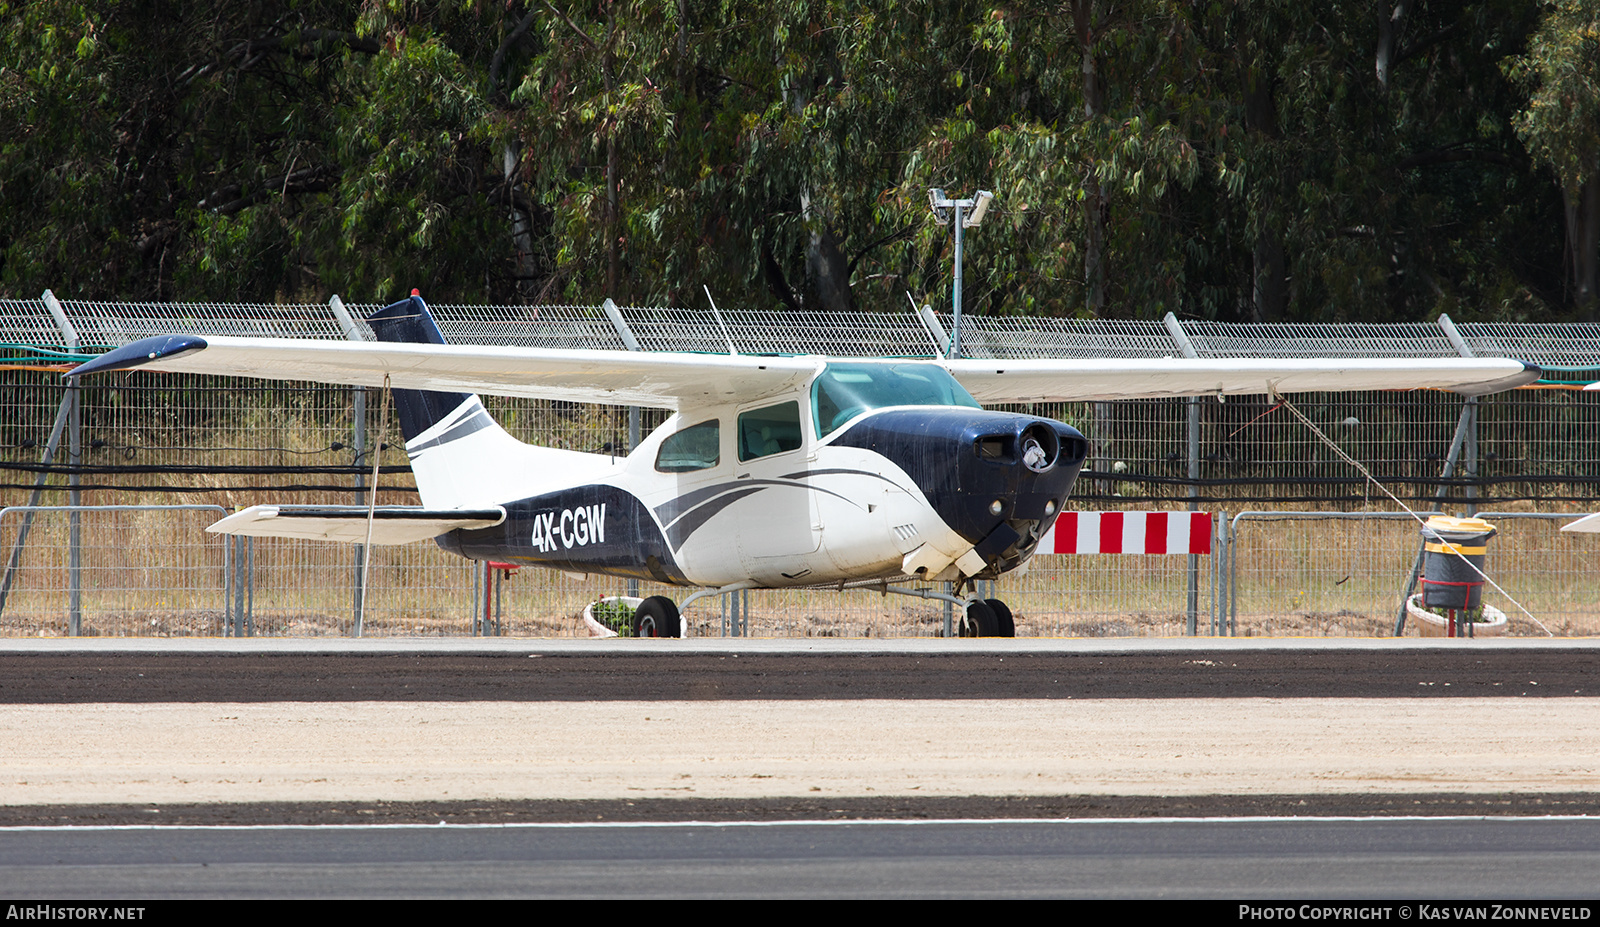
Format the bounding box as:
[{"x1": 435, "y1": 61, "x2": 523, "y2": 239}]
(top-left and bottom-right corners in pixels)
[
  {"x1": 1450, "y1": 360, "x2": 1542, "y2": 397},
  {"x1": 64, "y1": 334, "x2": 208, "y2": 378}
]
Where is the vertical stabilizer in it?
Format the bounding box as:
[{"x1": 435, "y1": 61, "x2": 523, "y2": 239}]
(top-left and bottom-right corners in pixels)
[
  {"x1": 367, "y1": 294, "x2": 474, "y2": 444},
  {"x1": 364, "y1": 293, "x2": 601, "y2": 510}
]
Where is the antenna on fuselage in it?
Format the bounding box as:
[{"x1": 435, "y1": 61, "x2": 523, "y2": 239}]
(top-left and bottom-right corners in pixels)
[{"x1": 703, "y1": 285, "x2": 738, "y2": 355}]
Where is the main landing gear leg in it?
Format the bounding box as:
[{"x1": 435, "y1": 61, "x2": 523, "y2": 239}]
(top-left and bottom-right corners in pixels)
[
  {"x1": 665, "y1": 582, "x2": 759, "y2": 640},
  {"x1": 880, "y1": 583, "x2": 1016, "y2": 639}
]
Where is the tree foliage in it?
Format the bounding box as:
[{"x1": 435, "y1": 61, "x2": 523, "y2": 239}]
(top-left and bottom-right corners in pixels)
[{"x1": 0, "y1": 1, "x2": 1588, "y2": 322}]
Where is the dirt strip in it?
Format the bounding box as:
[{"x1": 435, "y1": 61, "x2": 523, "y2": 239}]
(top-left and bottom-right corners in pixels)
[
  {"x1": 7, "y1": 794, "x2": 1600, "y2": 827},
  {"x1": 3, "y1": 699, "x2": 1597, "y2": 806},
  {"x1": 0, "y1": 649, "x2": 1594, "y2": 702}
]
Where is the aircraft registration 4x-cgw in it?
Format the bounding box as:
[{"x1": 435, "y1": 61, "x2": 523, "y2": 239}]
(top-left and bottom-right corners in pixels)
[{"x1": 528, "y1": 505, "x2": 609, "y2": 554}]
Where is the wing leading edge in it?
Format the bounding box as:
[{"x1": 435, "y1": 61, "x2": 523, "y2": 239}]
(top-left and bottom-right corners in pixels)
[
  {"x1": 69, "y1": 331, "x2": 1540, "y2": 406},
  {"x1": 68, "y1": 335, "x2": 819, "y2": 411},
  {"x1": 943, "y1": 357, "x2": 1541, "y2": 404}
]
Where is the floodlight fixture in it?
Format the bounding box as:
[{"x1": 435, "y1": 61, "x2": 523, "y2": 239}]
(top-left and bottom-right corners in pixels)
[{"x1": 964, "y1": 190, "x2": 994, "y2": 228}]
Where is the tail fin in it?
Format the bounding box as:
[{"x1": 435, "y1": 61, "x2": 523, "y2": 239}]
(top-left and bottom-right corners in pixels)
[
  {"x1": 367, "y1": 293, "x2": 474, "y2": 444},
  {"x1": 366, "y1": 293, "x2": 601, "y2": 509}
]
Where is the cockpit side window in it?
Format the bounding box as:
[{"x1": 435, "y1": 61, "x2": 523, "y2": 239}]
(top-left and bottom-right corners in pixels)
[
  {"x1": 655, "y1": 419, "x2": 721, "y2": 472},
  {"x1": 811, "y1": 362, "x2": 982, "y2": 437},
  {"x1": 738, "y1": 401, "x2": 803, "y2": 462}
]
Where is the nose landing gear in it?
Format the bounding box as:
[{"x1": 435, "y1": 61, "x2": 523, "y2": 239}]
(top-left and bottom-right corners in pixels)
[{"x1": 959, "y1": 597, "x2": 1016, "y2": 638}]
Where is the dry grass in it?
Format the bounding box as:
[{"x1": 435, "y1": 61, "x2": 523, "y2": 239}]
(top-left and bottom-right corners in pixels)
[{"x1": 4, "y1": 504, "x2": 1596, "y2": 638}]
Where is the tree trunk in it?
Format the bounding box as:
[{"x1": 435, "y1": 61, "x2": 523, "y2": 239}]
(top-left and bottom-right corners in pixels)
[
  {"x1": 604, "y1": 5, "x2": 621, "y2": 301},
  {"x1": 1075, "y1": 0, "x2": 1106, "y2": 315},
  {"x1": 1566, "y1": 173, "x2": 1599, "y2": 319},
  {"x1": 504, "y1": 142, "x2": 537, "y2": 301},
  {"x1": 1252, "y1": 218, "x2": 1287, "y2": 322},
  {"x1": 1375, "y1": 1, "x2": 1408, "y2": 92},
  {"x1": 1244, "y1": 68, "x2": 1286, "y2": 321},
  {"x1": 806, "y1": 225, "x2": 852, "y2": 313}
]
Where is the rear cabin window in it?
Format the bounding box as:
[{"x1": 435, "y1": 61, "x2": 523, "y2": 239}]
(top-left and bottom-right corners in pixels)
[
  {"x1": 655, "y1": 419, "x2": 720, "y2": 472},
  {"x1": 811, "y1": 362, "x2": 982, "y2": 437},
  {"x1": 738, "y1": 402, "x2": 803, "y2": 461}
]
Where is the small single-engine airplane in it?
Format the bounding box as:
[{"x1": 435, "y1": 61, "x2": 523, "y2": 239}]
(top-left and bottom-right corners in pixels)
[{"x1": 68, "y1": 294, "x2": 1541, "y2": 636}]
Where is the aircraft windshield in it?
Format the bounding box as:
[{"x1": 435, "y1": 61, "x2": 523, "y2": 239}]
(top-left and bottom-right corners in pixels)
[{"x1": 811, "y1": 362, "x2": 981, "y2": 437}]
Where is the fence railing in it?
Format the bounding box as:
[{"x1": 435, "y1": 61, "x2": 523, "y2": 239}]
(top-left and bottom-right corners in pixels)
[
  {"x1": 5, "y1": 504, "x2": 1590, "y2": 638},
  {"x1": 1225, "y1": 511, "x2": 1445, "y2": 638},
  {"x1": 0, "y1": 505, "x2": 229, "y2": 636},
  {"x1": 8, "y1": 292, "x2": 1600, "y2": 367}
]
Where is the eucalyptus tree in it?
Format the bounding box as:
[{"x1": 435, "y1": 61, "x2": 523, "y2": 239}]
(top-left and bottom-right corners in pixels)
[{"x1": 1510, "y1": 0, "x2": 1600, "y2": 319}]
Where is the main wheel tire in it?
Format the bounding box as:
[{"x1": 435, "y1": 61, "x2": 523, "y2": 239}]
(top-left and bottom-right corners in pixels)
[
  {"x1": 985, "y1": 598, "x2": 1015, "y2": 638},
  {"x1": 960, "y1": 600, "x2": 999, "y2": 637},
  {"x1": 633, "y1": 596, "x2": 681, "y2": 638}
]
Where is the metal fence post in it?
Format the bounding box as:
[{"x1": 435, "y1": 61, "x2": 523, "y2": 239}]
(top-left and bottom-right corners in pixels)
[
  {"x1": 1440, "y1": 314, "x2": 1482, "y2": 518},
  {"x1": 603, "y1": 298, "x2": 645, "y2": 600},
  {"x1": 43, "y1": 290, "x2": 86, "y2": 636},
  {"x1": 233, "y1": 534, "x2": 247, "y2": 637},
  {"x1": 1164, "y1": 313, "x2": 1203, "y2": 635},
  {"x1": 1464, "y1": 397, "x2": 1479, "y2": 516},
  {"x1": 246, "y1": 536, "x2": 254, "y2": 635},
  {"x1": 470, "y1": 562, "x2": 482, "y2": 636},
  {"x1": 336, "y1": 295, "x2": 372, "y2": 629},
  {"x1": 351, "y1": 384, "x2": 367, "y2": 627},
  {"x1": 1212, "y1": 513, "x2": 1225, "y2": 636},
  {"x1": 0, "y1": 392, "x2": 74, "y2": 620},
  {"x1": 916, "y1": 303, "x2": 950, "y2": 356},
  {"x1": 222, "y1": 522, "x2": 233, "y2": 634}
]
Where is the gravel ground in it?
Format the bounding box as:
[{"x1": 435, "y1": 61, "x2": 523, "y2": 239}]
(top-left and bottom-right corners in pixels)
[{"x1": 3, "y1": 698, "x2": 1598, "y2": 806}]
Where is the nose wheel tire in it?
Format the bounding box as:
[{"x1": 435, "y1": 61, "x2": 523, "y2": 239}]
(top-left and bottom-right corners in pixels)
[
  {"x1": 985, "y1": 598, "x2": 1015, "y2": 638},
  {"x1": 959, "y1": 600, "x2": 1000, "y2": 637},
  {"x1": 633, "y1": 596, "x2": 682, "y2": 638}
]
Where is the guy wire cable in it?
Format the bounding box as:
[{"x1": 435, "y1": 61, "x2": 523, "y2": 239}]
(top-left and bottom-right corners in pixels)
[{"x1": 1270, "y1": 386, "x2": 1550, "y2": 637}]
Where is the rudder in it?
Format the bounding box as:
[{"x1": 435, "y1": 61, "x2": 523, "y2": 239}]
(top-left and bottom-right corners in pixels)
[{"x1": 367, "y1": 293, "x2": 473, "y2": 444}]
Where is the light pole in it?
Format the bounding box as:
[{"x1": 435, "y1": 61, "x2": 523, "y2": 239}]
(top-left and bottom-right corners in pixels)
[{"x1": 927, "y1": 187, "x2": 993, "y2": 358}]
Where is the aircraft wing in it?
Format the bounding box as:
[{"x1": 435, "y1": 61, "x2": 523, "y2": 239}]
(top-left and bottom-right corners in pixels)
[
  {"x1": 66, "y1": 335, "x2": 819, "y2": 410},
  {"x1": 207, "y1": 504, "x2": 506, "y2": 544},
  {"x1": 70, "y1": 333, "x2": 1540, "y2": 407},
  {"x1": 943, "y1": 357, "x2": 1541, "y2": 404}
]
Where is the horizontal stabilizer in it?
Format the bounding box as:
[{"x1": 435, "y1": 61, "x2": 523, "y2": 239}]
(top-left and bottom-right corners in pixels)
[
  {"x1": 1560, "y1": 512, "x2": 1600, "y2": 534},
  {"x1": 208, "y1": 504, "x2": 505, "y2": 545}
]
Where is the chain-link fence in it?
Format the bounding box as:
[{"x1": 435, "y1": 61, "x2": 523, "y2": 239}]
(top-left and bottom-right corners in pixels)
[
  {"x1": 3, "y1": 295, "x2": 1598, "y2": 637},
  {"x1": 4, "y1": 500, "x2": 1595, "y2": 638},
  {"x1": 0, "y1": 505, "x2": 230, "y2": 636}
]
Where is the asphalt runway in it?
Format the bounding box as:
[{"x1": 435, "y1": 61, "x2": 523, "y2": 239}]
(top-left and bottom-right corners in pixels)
[
  {"x1": 3, "y1": 638, "x2": 1597, "y2": 897},
  {"x1": 4, "y1": 818, "x2": 1600, "y2": 899}
]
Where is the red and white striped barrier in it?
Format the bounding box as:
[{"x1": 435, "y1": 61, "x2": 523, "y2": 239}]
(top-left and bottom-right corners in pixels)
[{"x1": 1038, "y1": 511, "x2": 1213, "y2": 554}]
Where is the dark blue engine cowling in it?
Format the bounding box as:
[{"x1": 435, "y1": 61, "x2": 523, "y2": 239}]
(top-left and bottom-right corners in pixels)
[{"x1": 831, "y1": 408, "x2": 1087, "y2": 576}]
